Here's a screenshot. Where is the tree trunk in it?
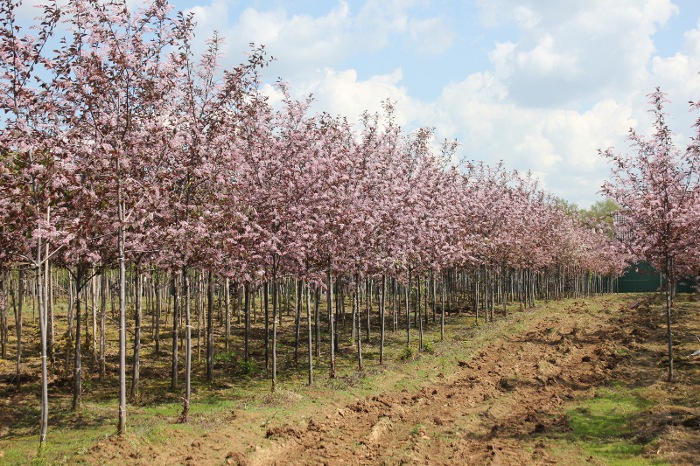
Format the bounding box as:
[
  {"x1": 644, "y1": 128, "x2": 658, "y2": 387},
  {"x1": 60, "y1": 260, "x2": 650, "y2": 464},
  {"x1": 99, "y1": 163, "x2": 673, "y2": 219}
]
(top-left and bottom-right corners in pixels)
[
  {"x1": 38, "y1": 227, "x2": 48, "y2": 446},
  {"x1": 196, "y1": 272, "x2": 202, "y2": 364},
  {"x1": 355, "y1": 273, "x2": 363, "y2": 371},
  {"x1": 171, "y1": 273, "x2": 179, "y2": 390},
  {"x1": 225, "y1": 278, "x2": 231, "y2": 353},
  {"x1": 244, "y1": 282, "x2": 251, "y2": 363},
  {"x1": 294, "y1": 279, "x2": 301, "y2": 361},
  {"x1": 182, "y1": 267, "x2": 192, "y2": 422},
  {"x1": 665, "y1": 256, "x2": 674, "y2": 383},
  {"x1": 392, "y1": 278, "x2": 397, "y2": 332},
  {"x1": 72, "y1": 266, "x2": 83, "y2": 411},
  {"x1": 15, "y1": 268, "x2": 24, "y2": 387},
  {"x1": 154, "y1": 272, "x2": 161, "y2": 355},
  {"x1": 271, "y1": 255, "x2": 279, "y2": 392},
  {"x1": 474, "y1": 269, "x2": 479, "y2": 325},
  {"x1": 365, "y1": 278, "x2": 371, "y2": 343},
  {"x1": 314, "y1": 285, "x2": 320, "y2": 359},
  {"x1": 327, "y1": 262, "x2": 335, "y2": 378},
  {"x1": 64, "y1": 276, "x2": 74, "y2": 374},
  {"x1": 99, "y1": 271, "x2": 107, "y2": 379},
  {"x1": 117, "y1": 201, "x2": 127, "y2": 436},
  {"x1": 206, "y1": 270, "x2": 214, "y2": 382},
  {"x1": 47, "y1": 266, "x2": 54, "y2": 365},
  {"x1": 417, "y1": 275, "x2": 424, "y2": 351},
  {"x1": 264, "y1": 281, "x2": 269, "y2": 369},
  {"x1": 306, "y1": 281, "x2": 313, "y2": 386},
  {"x1": 379, "y1": 275, "x2": 386, "y2": 365},
  {"x1": 0, "y1": 272, "x2": 6, "y2": 360},
  {"x1": 91, "y1": 271, "x2": 98, "y2": 365},
  {"x1": 440, "y1": 274, "x2": 445, "y2": 341},
  {"x1": 131, "y1": 267, "x2": 142, "y2": 398},
  {"x1": 405, "y1": 271, "x2": 411, "y2": 348}
]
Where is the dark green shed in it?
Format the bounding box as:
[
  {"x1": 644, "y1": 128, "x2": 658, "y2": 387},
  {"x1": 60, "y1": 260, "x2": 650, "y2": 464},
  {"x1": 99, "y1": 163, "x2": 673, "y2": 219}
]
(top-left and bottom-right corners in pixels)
[{"x1": 617, "y1": 261, "x2": 697, "y2": 293}]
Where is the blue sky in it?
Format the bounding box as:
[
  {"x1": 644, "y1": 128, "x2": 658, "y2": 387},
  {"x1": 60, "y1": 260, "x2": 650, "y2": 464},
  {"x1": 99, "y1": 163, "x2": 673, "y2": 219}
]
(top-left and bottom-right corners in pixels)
[{"x1": 164, "y1": 1, "x2": 700, "y2": 207}]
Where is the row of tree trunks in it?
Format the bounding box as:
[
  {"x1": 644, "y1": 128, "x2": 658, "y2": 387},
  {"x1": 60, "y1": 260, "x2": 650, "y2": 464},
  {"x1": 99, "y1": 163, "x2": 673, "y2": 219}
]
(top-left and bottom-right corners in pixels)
[
  {"x1": 2, "y1": 263, "x2": 613, "y2": 367},
  {"x1": 1, "y1": 260, "x2": 618, "y2": 446}
]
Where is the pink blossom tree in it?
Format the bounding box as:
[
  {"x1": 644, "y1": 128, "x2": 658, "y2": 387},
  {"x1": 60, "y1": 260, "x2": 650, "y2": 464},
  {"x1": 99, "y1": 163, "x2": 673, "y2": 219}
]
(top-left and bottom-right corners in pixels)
[
  {"x1": 0, "y1": 0, "x2": 64, "y2": 445},
  {"x1": 53, "y1": 0, "x2": 188, "y2": 433},
  {"x1": 602, "y1": 88, "x2": 700, "y2": 382}
]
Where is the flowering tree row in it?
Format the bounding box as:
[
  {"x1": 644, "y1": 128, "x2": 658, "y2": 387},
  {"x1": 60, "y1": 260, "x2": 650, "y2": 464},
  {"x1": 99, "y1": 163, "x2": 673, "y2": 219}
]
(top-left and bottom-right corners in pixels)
[
  {"x1": 602, "y1": 88, "x2": 700, "y2": 382},
  {"x1": 0, "y1": 0, "x2": 626, "y2": 443}
]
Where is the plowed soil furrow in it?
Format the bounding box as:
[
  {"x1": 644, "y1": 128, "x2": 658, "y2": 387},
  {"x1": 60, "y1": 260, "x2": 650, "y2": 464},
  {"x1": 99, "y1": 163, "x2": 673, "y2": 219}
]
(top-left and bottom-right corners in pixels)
[{"x1": 249, "y1": 302, "x2": 615, "y2": 465}]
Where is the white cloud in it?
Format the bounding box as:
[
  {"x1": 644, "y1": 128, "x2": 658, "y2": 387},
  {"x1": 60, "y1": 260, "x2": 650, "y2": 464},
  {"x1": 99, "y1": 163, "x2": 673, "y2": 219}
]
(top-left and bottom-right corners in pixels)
[
  {"x1": 475, "y1": 0, "x2": 679, "y2": 109},
  {"x1": 314, "y1": 68, "x2": 419, "y2": 127},
  {"x1": 516, "y1": 133, "x2": 561, "y2": 169},
  {"x1": 647, "y1": 19, "x2": 700, "y2": 137},
  {"x1": 431, "y1": 69, "x2": 639, "y2": 206},
  {"x1": 181, "y1": 1, "x2": 353, "y2": 85},
  {"x1": 173, "y1": 0, "x2": 699, "y2": 208},
  {"x1": 353, "y1": 0, "x2": 410, "y2": 49},
  {"x1": 515, "y1": 33, "x2": 577, "y2": 78},
  {"x1": 408, "y1": 17, "x2": 455, "y2": 54}
]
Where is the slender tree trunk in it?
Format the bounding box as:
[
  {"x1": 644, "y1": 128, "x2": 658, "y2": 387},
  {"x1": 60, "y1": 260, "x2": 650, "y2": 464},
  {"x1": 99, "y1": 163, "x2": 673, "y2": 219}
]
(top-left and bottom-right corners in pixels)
[
  {"x1": 117, "y1": 199, "x2": 127, "y2": 436},
  {"x1": 155, "y1": 273, "x2": 161, "y2": 355},
  {"x1": 236, "y1": 284, "x2": 242, "y2": 326},
  {"x1": 502, "y1": 265, "x2": 508, "y2": 316},
  {"x1": 474, "y1": 269, "x2": 479, "y2": 324},
  {"x1": 405, "y1": 271, "x2": 411, "y2": 348},
  {"x1": 65, "y1": 276, "x2": 74, "y2": 374},
  {"x1": 91, "y1": 271, "x2": 98, "y2": 365},
  {"x1": 1, "y1": 273, "x2": 7, "y2": 360},
  {"x1": 15, "y1": 268, "x2": 24, "y2": 387},
  {"x1": 264, "y1": 281, "x2": 269, "y2": 369},
  {"x1": 306, "y1": 282, "x2": 313, "y2": 386},
  {"x1": 366, "y1": 278, "x2": 371, "y2": 343},
  {"x1": 131, "y1": 267, "x2": 142, "y2": 398},
  {"x1": 225, "y1": 278, "x2": 231, "y2": 353},
  {"x1": 327, "y1": 262, "x2": 335, "y2": 378},
  {"x1": 351, "y1": 284, "x2": 356, "y2": 342},
  {"x1": 196, "y1": 272, "x2": 202, "y2": 364},
  {"x1": 251, "y1": 284, "x2": 256, "y2": 325},
  {"x1": 244, "y1": 282, "x2": 251, "y2": 363},
  {"x1": 423, "y1": 275, "x2": 429, "y2": 327},
  {"x1": 182, "y1": 268, "x2": 193, "y2": 421},
  {"x1": 84, "y1": 273, "x2": 90, "y2": 362},
  {"x1": 271, "y1": 255, "x2": 279, "y2": 392},
  {"x1": 379, "y1": 275, "x2": 386, "y2": 365},
  {"x1": 217, "y1": 280, "x2": 223, "y2": 324},
  {"x1": 431, "y1": 272, "x2": 437, "y2": 324},
  {"x1": 47, "y1": 266, "x2": 54, "y2": 365},
  {"x1": 73, "y1": 267, "x2": 83, "y2": 411},
  {"x1": 171, "y1": 273, "x2": 179, "y2": 390},
  {"x1": 665, "y1": 256, "x2": 674, "y2": 383},
  {"x1": 99, "y1": 271, "x2": 107, "y2": 379},
  {"x1": 418, "y1": 275, "x2": 424, "y2": 351},
  {"x1": 294, "y1": 279, "x2": 301, "y2": 361},
  {"x1": 392, "y1": 278, "x2": 397, "y2": 332},
  {"x1": 440, "y1": 274, "x2": 445, "y2": 341},
  {"x1": 314, "y1": 285, "x2": 320, "y2": 359},
  {"x1": 206, "y1": 270, "x2": 214, "y2": 382},
  {"x1": 355, "y1": 273, "x2": 363, "y2": 371},
  {"x1": 38, "y1": 225, "x2": 48, "y2": 446}
]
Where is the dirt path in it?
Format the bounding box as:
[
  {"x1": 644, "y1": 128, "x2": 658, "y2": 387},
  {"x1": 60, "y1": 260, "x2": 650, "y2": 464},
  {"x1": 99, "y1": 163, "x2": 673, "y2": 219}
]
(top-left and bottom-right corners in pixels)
[
  {"x1": 247, "y1": 300, "x2": 616, "y2": 465},
  {"x1": 58, "y1": 295, "x2": 700, "y2": 465}
]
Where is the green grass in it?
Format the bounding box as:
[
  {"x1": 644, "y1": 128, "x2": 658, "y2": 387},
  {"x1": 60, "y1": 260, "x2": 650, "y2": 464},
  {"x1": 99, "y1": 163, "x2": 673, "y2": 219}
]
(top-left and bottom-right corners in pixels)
[
  {"x1": 2, "y1": 294, "x2": 684, "y2": 465},
  {"x1": 561, "y1": 385, "x2": 664, "y2": 465}
]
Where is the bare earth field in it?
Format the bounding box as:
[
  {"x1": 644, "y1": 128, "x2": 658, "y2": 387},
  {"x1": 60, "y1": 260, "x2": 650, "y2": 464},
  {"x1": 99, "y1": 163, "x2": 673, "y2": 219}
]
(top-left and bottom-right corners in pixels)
[{"x1": 1, "y1": 293, "x2": 699, "y2": 465}]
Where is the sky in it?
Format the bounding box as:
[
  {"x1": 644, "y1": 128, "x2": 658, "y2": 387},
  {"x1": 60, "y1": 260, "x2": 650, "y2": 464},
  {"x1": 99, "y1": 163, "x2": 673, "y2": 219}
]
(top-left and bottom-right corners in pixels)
[{"x1": 22, "y1": 0, "x2": 700, "y2": 208}]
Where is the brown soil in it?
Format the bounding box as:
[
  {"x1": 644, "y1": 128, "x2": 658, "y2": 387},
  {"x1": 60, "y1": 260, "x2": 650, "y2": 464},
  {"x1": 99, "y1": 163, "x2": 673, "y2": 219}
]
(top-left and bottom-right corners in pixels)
[
  {"x1": 245, "y1": 301, "x2": 614, "y2": 465},
  {"x1": 6, "y1": 294, "x2": 700, "y2": 465}
]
